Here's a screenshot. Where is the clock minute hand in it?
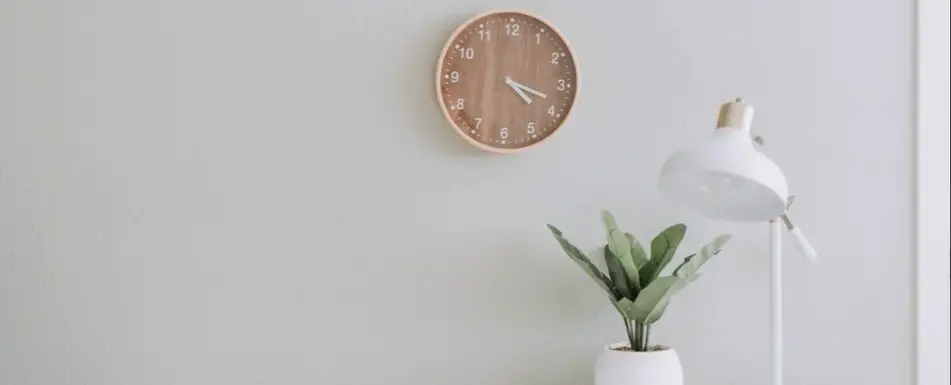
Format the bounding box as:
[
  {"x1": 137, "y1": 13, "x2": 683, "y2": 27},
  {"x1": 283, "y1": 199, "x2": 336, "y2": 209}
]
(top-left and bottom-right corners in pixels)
[
  {"x1": 514, "y1": 83, "x2": 547, "y2": 99},
  {"x1": 506, "y1": 77, "x2": 547, "y2": 99}
]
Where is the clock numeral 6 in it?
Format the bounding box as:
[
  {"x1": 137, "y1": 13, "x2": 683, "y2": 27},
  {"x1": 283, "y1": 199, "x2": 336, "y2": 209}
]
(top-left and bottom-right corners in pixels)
[
  {"x1": 527, "y1": 122, "x2": 536, "y2": 134},
  {"x1": 458, "y1": 47, "x2": 474, "y2": 60},
  {"x1": 500, "y1": 127, "x2": 509, "y2": 139},
  {"x1": 556, "y1": 79, "x2": 566, "y2": 91},
  {"x1": 455, "y1": 98, "x2": 465, "y2": 110},
  {"x1": 450, "y1": 71, "x2": 460, "y2": 83}
]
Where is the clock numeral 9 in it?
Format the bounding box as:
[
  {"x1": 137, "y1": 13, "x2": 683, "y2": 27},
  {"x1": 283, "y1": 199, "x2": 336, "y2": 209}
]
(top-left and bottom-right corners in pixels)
[
  {"x1": 548, "y1": 106, "x2": 556, "y2": 116},
  {"x1": 556, "y1": 79, "x2": 566, "y2": 91},
  {"x1": 505, "y1": 23, "x2": 520, "y2": 36},
  {"x1": 479, "y1": 30, "x2": 490, "y2": 41},
  {"x1": 527, "y1": 122, "x2": 536, "y2": 134},
  {"x1": 450, "y1": 71, "x2": 460, "y2": 83},
  {"x1": 455, "y1": 98, "x2": 465, "y2": 110},
  {"x1": 458, "y1": 47, "x2": 474, "y2": 60},
  {"x1": 500, "y1": 127, "x2": 509, "y2": 139},
  {"x1": 551, "y1": 52, "x2": 560, "y2": 64}
]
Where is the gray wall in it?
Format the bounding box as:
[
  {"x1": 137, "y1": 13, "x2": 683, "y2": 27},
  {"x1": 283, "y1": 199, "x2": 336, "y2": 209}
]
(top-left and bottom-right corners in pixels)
[{"x1": 0, "y1": 0, "x2": 913, "y2": 384}]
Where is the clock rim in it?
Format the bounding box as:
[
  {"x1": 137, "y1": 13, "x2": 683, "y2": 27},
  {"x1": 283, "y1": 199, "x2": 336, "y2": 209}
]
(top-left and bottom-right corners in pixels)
[{"x1": 434, "y1": 8, "x2": 581, "y2": 154}]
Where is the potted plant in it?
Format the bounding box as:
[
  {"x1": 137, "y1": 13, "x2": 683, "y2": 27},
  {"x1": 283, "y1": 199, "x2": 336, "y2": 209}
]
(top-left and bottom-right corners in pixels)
[{"x1": 546, "y1": 211, "x2": 731, "y2": 385}]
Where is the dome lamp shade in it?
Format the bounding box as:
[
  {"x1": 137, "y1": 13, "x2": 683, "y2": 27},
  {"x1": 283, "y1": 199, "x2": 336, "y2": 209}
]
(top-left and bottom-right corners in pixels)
[{"x1": 658, "y1": 98, "x2": 788, "y2": 222}]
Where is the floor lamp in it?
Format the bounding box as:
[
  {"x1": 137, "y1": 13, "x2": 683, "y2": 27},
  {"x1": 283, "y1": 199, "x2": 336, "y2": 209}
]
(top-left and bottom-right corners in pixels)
[{"x1": 657, "y1": 98, "x2": 817, "y2": 385}]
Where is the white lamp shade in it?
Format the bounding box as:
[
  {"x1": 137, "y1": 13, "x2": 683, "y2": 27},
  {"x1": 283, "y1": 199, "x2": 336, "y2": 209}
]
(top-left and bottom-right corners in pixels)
[{"x1": 659, "y1": 127, "x2": 788, "y2": 222}]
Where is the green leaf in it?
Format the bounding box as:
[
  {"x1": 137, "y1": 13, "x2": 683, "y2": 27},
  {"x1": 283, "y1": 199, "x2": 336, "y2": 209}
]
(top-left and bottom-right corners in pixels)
[
  {"x1": 547, "y1": 225, "x2": 619, "y2": 300},
  {"x1": 609, "y1": 298, "x2": 627, "y2": 317},
  {"x1": 685, "y1": 272, "x2": 702, "y2": 285},
  {"x1": 639, "y1": 224, "x2": 687, "y2": 285},
  {"x1": 630, "y1": 276, "x2": 685, "y2": 324},
  {"x1": 605, "y1": 245, "x2": 640, "y2": 297},
  {"x1": 615, "y1": 298, "x2": 640, "y2": 321},
  {"x1": 601, "y1": 210, "x2": 619, "y2": 232},
  {"x1": 625, "y1": 233, "x2": 650, "y2": 271},
  {"x1": 674, "y1": 234, "x2": 732, "y2": 281},
  {"x1": 607, "y1": 230, "x2": 632, "y2": 259},
  {"x1": 604, "y1": 246, "x2": 632, "y2": 300},
  {"x1": 597, "y1": 212, "x2": 647, "y2": 300},
  {"x1": 607, "y1": 230, "x2": 642, "y2": 293}
]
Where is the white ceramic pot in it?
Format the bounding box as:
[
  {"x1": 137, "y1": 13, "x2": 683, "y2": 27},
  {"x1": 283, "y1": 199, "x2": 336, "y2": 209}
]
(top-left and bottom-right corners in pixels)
[{"x1": 594, "y1": 342, "x2": 684, "y2": 385}]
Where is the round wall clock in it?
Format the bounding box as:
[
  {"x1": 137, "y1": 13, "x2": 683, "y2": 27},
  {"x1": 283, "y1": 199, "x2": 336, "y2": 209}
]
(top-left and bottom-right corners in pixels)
[{"x1": 435, "y1": 9, "x2": 580, "y2": 154}]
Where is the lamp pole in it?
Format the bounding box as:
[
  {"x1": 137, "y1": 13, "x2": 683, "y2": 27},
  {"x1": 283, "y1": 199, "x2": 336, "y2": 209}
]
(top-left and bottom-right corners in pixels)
[{"x1": 769, "y1": 218, "x2": 784, "y2": 385}]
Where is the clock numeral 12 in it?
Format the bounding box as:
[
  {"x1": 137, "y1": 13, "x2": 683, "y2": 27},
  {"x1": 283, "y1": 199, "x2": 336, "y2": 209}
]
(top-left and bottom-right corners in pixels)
[{"x1": 505, "y1": 23, "x2": 520, "y2": 36}]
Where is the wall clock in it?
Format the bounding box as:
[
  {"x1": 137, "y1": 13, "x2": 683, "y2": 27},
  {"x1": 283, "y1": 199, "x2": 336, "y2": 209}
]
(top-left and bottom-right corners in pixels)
[{"x1": 435, "y1": 9, "x2": 580, "y2": 154}]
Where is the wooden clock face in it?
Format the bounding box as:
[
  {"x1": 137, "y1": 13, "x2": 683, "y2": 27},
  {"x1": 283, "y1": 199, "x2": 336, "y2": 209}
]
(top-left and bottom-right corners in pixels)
[{"x1": 436, "y1": 10, "x2": 579, "y2": 153}]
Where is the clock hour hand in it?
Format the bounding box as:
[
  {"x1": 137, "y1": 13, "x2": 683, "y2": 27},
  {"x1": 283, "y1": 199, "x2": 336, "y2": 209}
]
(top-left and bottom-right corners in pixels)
[
  {"x1": 505, "y1": 78, "x2": 533, "y2": 104},
  {"x1": 506, "y1": 77, "x2": 547, "y2": 99}
]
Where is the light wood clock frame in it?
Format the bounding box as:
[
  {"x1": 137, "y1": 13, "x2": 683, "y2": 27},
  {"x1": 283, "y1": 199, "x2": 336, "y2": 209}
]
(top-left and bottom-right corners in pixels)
[{"x1": 435, "y1": 9, "x2": 580, "y2": 154}]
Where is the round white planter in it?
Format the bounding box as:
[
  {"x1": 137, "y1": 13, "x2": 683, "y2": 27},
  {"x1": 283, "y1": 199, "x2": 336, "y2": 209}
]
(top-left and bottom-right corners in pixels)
[{"x1": 594, "y1": 342, "x2": 684, "y2": 385}]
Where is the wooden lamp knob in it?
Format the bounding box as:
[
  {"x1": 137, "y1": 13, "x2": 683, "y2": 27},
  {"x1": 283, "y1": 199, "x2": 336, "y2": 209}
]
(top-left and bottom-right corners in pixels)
[{"x1": 717, "y1": 97, "x2": 755, "y2": 133}]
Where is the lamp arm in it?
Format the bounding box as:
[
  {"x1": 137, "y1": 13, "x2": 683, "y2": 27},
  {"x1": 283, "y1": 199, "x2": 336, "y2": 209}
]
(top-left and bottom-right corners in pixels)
[
  {"x1": 781, "y1": 214, "x2": 818, "y2": 261},
  {"x1": 789, "y1": 228, "x2": 818, "y2": 261}
]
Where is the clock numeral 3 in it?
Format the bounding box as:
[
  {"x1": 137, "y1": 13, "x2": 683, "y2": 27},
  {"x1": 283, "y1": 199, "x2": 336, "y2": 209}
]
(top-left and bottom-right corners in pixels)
[{"x1": 556, "y1": 79, "x2": 566, "y2": 91}]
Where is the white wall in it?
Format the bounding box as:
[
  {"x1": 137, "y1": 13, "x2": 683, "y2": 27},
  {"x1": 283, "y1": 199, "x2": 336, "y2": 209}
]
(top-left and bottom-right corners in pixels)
[
  {"x1": 916, "y1": 0, "x2": 951, "y2": 383},
  {"x1": 0, "y1": 1, "x2": 914, "y2": 384}
]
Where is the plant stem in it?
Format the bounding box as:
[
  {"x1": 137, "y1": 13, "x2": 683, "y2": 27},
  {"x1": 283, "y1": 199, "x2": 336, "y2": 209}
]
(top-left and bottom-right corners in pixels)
[
  {"x1": 641, "y1": 324, "x2": 652, "y2": 351},
  {"x1": 633, "y1": 322, "x2": 651, "y2": 351},
  {"x1": 624, "y1": 318, "x2": 636, "y2": 349},
  {"x1": 633, "y1": 321, "x2": 644, "y2": 351}
]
